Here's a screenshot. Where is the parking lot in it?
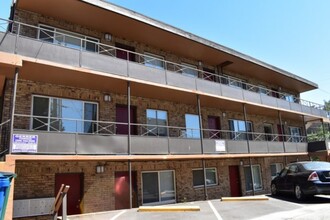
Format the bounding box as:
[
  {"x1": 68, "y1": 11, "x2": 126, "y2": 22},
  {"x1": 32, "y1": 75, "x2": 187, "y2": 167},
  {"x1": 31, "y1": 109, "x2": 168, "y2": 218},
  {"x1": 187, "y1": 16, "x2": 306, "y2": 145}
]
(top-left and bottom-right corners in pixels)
[{"x1": 67, "y1": 195, "x2": 330, "y2": 220}]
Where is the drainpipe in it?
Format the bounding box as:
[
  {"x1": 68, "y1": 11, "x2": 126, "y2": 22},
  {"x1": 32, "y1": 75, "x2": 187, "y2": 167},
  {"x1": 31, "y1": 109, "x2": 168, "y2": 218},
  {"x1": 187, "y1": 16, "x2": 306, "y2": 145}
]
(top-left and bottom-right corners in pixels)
[
  {"x1": 197, "y1": 94, "x2": 208, "y2": 200},
  {"x1": 127, "y1": 81, "x2": 132, "y2": 209},
  {"x1": 321, "y1": 119, "x2": 326, "y2": 141},
  {"x1": 278, "y1": 111, "x2": 287, "y2": 164},
  {"x1": 9, "y1": 67, "x2": 19, "y2": 154},
  {"x1": 243, "y1": 103, "x2": 255, "y2": 196}
]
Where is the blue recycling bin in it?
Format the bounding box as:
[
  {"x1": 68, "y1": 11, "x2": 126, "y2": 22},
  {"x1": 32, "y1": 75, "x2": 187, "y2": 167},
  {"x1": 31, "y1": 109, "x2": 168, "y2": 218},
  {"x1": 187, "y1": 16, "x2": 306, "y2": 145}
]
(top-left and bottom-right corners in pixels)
[{"x1": 0, "y1": 172, "x2": 16, "y2": 220}]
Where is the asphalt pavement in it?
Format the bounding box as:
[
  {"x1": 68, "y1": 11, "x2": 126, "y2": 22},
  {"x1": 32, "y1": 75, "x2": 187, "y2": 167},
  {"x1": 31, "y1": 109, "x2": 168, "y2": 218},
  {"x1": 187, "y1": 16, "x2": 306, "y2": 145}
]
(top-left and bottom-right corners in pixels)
[{"x1": 67, "y1": 195, "x2": 330, "y2": 220}]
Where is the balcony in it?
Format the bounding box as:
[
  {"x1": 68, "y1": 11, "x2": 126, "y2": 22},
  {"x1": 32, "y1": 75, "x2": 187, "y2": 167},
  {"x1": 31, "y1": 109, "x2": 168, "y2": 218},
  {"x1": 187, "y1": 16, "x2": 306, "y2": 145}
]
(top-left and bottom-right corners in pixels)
[
  {"x1": 0, "y1": 19, "x2": 328, "y2": 119},
  {"x1": 11, "y1": 114, "x2": 308, "y2": 155}
]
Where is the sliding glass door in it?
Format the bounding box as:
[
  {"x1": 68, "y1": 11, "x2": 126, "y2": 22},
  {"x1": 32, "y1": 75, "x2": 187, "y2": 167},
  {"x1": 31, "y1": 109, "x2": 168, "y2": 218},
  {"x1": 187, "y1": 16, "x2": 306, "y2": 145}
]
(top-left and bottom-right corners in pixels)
[{"x1": 142, "y1": 170, "x2": 175, "y2": 205}]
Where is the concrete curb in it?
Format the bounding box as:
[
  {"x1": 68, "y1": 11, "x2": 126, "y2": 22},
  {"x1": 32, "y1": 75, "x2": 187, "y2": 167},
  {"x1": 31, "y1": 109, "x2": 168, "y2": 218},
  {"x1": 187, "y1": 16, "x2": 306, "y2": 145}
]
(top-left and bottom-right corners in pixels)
[
  {"x1": 138, "y1": 206, "x2": 200, "y2": 212},
  {"x1": 221, "y1": 196, "x2": 269, "y2": 202}
]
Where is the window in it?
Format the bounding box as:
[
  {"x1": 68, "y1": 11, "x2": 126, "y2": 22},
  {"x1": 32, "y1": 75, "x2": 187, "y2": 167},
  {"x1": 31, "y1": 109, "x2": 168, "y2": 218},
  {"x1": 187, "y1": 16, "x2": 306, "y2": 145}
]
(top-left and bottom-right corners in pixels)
[
  {"x1": 38, "y1": 24, "x2": 99, "y2": 52},
  {"x1": 222, "y1": 75, "x2": 246, "y2": 89},
  {"x1": 142, "y1": 171, "x2": 175, "y2": 204},
  {"x1": 193, "y1": 168, "x2": 218, "y2": 187},
  {"x1": 244, "y1": 165, "x2": 262, "y2": 191},
  {"x1": 181, "y1": 63, "x2": 198, "y2": 78},
  {"x1": 144, "y1": 53, "x2": 164, "y2": 69},
  {"x1": 270, "y1": 163, "x2": 283, "y2": 180},
  {"x1": 284, "y1": 94, "x2": 295, "y2": 102},
  {"x1": 146, "y1": 109, "x2": 168, "y2": 136},
  {"x1": 32, "y1": 96, "x2": 97, "y2": 133},
  {"x1": 289, "y1": 126, "x2": 302, "y2": 142},
  {"x1": 185, "y1": 114, "x2": 200, "y2": 138},
  {"x1": 258, "y1": 85, "x2": 269, "y2": 95},
  {"x1": 229, "y1": 119, "x2": 253, "y2": 140}
]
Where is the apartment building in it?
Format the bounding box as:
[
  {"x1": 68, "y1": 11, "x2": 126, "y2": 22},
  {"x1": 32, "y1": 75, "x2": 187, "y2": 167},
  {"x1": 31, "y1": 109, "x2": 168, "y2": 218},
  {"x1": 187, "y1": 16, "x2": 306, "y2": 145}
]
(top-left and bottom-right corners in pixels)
[{"x1": 0, "y1": 0, "x2": 329, "y2": 219}]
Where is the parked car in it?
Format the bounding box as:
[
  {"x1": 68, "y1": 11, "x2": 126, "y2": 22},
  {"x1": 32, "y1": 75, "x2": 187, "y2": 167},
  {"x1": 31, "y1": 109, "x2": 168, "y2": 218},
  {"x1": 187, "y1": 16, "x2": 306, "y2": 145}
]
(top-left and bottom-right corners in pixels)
[{"x1": 271, "y1": 161, "x2": 330, "y2": 200}]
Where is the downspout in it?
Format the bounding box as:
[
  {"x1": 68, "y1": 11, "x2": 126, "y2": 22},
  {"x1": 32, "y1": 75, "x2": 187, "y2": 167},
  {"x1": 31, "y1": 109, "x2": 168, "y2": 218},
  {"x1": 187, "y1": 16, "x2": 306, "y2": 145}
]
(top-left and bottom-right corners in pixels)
[
  {"x1": 9, "y1": 67, "x2": 19, "y2": 154},
  {"x1": 127, "y1": 81, "x2": 132, "y2": 209},
  {"x1": 243, "y1": 103, "x2": 255, "y2": 196},
  {"x1": 197, "y1": 94, "x2": 208, "y2": 200}
]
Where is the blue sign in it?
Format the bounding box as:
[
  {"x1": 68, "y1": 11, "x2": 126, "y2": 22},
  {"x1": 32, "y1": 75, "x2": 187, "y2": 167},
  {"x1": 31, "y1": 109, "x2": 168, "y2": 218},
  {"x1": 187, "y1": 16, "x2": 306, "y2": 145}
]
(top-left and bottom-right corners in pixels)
[{"x1": 12, "y1": 134, "x2": 38, "y2": 153}]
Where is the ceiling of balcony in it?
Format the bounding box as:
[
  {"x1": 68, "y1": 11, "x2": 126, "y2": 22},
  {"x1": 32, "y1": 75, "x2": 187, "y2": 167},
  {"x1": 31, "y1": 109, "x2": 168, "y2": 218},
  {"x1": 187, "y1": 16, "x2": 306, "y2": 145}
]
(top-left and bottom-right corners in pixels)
[{"x1": 15, "y1": 0, "x2": 317, "y2": 93}]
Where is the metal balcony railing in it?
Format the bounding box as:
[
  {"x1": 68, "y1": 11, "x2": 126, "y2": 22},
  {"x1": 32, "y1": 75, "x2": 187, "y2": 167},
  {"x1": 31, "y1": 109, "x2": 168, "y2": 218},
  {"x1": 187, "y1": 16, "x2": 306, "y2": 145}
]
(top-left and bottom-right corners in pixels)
[
  {"x1": 13, "y1": 114, "x2": 307, "y2": 143},
  {"x1": 0, "y1": 18, "x2": 328, "y2": 117}
]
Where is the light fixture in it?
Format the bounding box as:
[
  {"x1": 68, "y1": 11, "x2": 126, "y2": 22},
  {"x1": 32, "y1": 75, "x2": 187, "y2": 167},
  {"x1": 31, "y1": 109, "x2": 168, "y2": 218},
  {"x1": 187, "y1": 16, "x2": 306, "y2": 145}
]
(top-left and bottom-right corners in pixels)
[
  {"x1": 104, "y1": 33, "x2": 112, "y2": 41},
  {"x1": 240, "y1": 160, "x2": 244, "y2": 166},
  {"x1": 104, "y1": 94, "x2": 111, "y2": 102},
  {"x1": 198, "y1": 61, "x2": 202, "y2": 66},
  {"x1": 222, "y1": 112, "x2": 226, "y2": 118},
  {"x1": 96, "y1": 165, "x2": 105, "y2": 174}
]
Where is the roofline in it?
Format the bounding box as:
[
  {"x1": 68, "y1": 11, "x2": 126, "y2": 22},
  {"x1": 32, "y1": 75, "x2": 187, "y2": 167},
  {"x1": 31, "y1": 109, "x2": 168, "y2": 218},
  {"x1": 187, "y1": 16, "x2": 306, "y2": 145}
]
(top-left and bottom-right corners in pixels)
[{"x1": 82, "y1": 0, "x2": 317, "y2": 89}]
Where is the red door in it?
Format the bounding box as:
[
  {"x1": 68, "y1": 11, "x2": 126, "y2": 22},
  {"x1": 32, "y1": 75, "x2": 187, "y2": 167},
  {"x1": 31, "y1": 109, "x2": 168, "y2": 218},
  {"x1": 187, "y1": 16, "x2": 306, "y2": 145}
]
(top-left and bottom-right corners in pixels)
[
  {"x1": 208, "y1": 116, "x2": 221, "y2": 139},
  {"x1": 277, "y1": 124, "x2": 286, "y2": 142},
  {"x1": 116, "y1": 105, "x2": 137, "y2": 135},
  {"x1": 203, "y1": 68, "x2": 215, "y2": 82},
  {"x1": 115, "y1": 43, "x2": 135, "y2": 62},
  {"x1": 55, "y1": 173, "x2": 83, "y2": 215},
  {"x1": 229, "y1": 166, "x2": 241, "y2": 197},
  {"x1": 115, "y1": 171, "x2": 138, "y2": 209}
]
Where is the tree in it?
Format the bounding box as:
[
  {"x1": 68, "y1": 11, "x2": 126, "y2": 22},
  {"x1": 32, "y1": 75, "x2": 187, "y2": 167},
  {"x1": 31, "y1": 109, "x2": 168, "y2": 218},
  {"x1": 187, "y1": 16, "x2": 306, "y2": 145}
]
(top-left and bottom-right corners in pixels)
[{"x1": 324, "y1": 100, "x2": 330, "y2": 111}]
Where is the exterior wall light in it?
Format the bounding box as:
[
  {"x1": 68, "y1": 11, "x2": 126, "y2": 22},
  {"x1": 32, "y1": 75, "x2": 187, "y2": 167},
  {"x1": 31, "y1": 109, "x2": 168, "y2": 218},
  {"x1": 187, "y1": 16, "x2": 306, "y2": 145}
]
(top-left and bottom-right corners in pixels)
[
  {"x1": 104, "y1": 33, "x2": 112, "y2": 41},
  {"x1": 96, "y1": 165, "x2": 105, "y2": 174},
  {"x1": 239, "y1": 160, "x2": 244, "y2": 166},
  {"x1": 104, "y1": 94, "x2": 111, "y2": 102}
]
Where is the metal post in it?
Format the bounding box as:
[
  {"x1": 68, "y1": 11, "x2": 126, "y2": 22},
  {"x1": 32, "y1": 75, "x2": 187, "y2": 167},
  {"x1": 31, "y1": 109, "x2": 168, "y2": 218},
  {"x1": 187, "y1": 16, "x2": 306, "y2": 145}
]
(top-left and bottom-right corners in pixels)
[
  {"x1": 321, "y1": 119, "x2": 326, "y2": 141},
  {"x1": 9, "y1": 67, "x2": 19, "y2": 154},
  {"x1": 197, "y1": 94, "x2": 208, "y2": 200},
  {"x1": 243, "y1": 103, "x2": 255, "y2": 196},
  {"x1": 62, "y1": 193, "x2": 67, "y2": 220},
  {"x1": 278, "y1": 111, "x2": 286, "y2": 152},
  {"x1": 127, "y1": 81, "x2": 132, "y2": 209},
  {"x1": 301, "y1": 115, "x2": 306, "y2": 142}
]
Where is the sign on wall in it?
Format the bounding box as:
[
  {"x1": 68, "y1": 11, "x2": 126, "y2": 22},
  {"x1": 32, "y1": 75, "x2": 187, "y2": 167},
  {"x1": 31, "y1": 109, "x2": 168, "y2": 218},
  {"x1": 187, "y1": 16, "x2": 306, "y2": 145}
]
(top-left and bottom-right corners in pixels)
[
  {"x1": 12, "y1": 134, "x2": 38, "y2": 153},
  {"x1": 215, "y1": 140, "x2": 226, "y2": 152}
]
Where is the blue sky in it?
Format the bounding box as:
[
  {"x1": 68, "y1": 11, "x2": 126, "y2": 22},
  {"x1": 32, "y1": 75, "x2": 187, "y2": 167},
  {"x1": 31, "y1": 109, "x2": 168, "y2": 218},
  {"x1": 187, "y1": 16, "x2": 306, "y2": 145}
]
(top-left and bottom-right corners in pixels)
[{"x1": 1, "y1": 0, "x2": 329, "y2": 105}]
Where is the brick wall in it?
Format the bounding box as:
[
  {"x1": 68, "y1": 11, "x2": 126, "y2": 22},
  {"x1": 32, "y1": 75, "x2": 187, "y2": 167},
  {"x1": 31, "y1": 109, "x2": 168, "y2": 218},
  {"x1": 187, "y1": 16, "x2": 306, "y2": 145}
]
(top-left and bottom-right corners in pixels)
[
  {"x1": 4, "y1": 79, "x2": 305, "y2": 136},
  {"x1": 14, "y1": 155, "x2": 309, "y2": 219}
]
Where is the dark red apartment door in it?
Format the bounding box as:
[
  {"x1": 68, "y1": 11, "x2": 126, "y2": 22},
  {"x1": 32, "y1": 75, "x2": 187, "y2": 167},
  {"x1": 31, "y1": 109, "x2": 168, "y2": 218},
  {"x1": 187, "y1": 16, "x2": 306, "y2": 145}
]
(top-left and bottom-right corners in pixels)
[
  {"x1": 115, "y1": 171, "x2": 138, "y2": 210},
  {"x1": 116, "y1": 105, "x2": 137, "y2": 135},
  {"x1": 208, "y1": 116, "x2": 221, "y2": 139},
  {"x1": 203, "y1": 68, "x2": 216, "y2": 82},
  {"x1": 277, "y1": 124, "x2": 286, "y2": 142},
  {"x1": 229, "y1": 166, "x2": 242, "y2": 197},
  {"x1": 115, "y1": 43, "x2": 135, "y2": 62},
  {"x1": 55, "y1": 173, "x2": 83, "y2": 215}
]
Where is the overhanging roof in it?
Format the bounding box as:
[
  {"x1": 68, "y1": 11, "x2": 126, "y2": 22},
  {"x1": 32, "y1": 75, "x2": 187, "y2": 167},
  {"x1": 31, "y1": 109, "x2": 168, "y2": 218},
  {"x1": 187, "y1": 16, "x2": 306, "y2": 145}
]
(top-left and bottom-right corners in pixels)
[{"x1": 15, "y1": 0, "x2": 318, "y2": 93}]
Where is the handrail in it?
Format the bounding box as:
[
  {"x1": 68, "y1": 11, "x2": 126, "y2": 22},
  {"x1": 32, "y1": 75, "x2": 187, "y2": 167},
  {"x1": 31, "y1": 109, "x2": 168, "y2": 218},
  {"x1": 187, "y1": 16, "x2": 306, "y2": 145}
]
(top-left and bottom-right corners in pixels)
[
  {"x1": 0, "y1": 18, "x2": 328, "y2": 114},
  {"x1": 14, "y1": 114, "x2": 307, "y2": 143}
]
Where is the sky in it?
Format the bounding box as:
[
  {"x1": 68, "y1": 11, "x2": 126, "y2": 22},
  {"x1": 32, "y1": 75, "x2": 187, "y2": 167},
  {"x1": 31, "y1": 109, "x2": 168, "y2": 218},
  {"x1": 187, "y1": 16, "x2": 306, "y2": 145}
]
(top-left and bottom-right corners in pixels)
[{"x1": 1, "y1": 0, "x2": 329, "y2": 105}]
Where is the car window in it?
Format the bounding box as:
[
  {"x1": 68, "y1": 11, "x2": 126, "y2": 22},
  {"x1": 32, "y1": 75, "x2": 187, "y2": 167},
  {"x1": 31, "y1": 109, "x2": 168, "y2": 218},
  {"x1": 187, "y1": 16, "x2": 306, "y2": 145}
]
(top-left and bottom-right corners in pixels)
[
  {"x1": 288, "y1": 165, "x2": 298, "y2": 174},
  {"x1": 303, "y1": 162, "x2": 330, "y2": 170},
  {"x1": 280, "y1": 167, "x2": 289, "y2": 177}
]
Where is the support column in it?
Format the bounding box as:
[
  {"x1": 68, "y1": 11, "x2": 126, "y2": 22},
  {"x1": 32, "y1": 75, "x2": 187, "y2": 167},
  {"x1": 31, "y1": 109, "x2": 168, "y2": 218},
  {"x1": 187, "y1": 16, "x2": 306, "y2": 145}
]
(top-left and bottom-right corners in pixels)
[
  {"x1": 127, "y1": 81, "x2": 132, "y2": 209},
  {"x1": 197, "y1": 94, "x2": 208, "y2": 200},
  {"x1": 243, "y1": 103, "x2": 255, "y2": 196},
  {"x1": 9, "y1": 67, "x2": 19, "y2": 154},
  {"x1": 301, "y1": 115, "x2": 307, "y2": 142},
  {"x1": 278, "y1": 111, "x2": 287, "y2": 164},
  {"x1": 321, "y1": 119, "x2": 327, "y2": 141}
]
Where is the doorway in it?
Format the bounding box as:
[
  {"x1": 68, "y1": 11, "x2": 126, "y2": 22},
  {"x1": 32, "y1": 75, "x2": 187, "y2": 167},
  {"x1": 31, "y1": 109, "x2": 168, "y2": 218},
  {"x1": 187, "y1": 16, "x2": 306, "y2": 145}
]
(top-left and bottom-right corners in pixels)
[
  {"x1": 116, "y1": 105, "x2": 137, "y2": 135},
  {"x1": 55, "y1": 173, "x2": 83, "y2": 215},
  {"x1": 115, "y1": 171, "x2": 138, "y2": 209},
  {"x1": 229, "y1": 166, "x2": 242, "y2": 197},
  {"x1": 208, "y1": 116, "x2": 221, "y2": 139},
  {"x1": 115, "y1": 43, "x2": 135, "y2": 62}
]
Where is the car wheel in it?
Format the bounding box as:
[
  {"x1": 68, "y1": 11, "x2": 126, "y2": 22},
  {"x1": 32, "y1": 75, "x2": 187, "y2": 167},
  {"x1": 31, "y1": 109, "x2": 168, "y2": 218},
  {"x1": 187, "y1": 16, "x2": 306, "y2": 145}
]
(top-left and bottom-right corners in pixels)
[
  {"x1": 294, "y1": 184, "x2": 305, "y2": 201},
  {"x1": 271, "y1": 183, "x2": 277, "y2": 196}
]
